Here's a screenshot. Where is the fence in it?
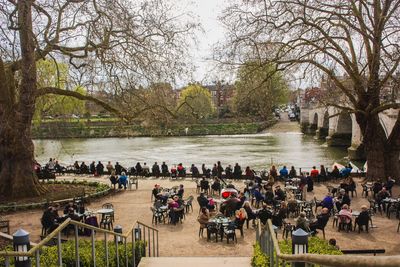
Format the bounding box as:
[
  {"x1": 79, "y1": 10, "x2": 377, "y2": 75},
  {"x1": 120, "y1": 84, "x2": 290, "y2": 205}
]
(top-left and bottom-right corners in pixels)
[
  {"x1": 0, "y1": 218, "x2": 159, "y2": 266},
  {"x1": 256, "y1": 219, "x2": 400, "y2": 267}
]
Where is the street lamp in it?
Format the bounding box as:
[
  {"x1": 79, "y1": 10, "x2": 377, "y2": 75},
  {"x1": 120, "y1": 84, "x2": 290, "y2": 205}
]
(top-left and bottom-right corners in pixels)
[
  {"x1": 291, "y1": 228, "x2": 309, "y2": 267},
  {"x1": 135, "y1": 226, "x2": 141, "y2": 240},
  {"x1": 13, "y1": 229, "x2": 31, "y2": 267},
  {"x1": 114, "y1": 225, "x2": 123, "y2": 243}
]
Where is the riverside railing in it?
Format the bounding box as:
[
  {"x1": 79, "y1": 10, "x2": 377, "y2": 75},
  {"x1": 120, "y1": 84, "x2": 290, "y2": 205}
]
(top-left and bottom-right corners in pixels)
[
  {"x1": 0, "y1": 218, "x2": 159, "y2": 266},
  {"x1": 256, "y1": 219, "x2": 400, "y2": 267}
]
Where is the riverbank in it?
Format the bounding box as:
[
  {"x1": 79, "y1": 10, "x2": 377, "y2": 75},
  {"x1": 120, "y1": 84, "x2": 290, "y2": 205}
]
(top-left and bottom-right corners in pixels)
[{"x1": 32, "y1": 119, "x2": 276, "y2": 139}]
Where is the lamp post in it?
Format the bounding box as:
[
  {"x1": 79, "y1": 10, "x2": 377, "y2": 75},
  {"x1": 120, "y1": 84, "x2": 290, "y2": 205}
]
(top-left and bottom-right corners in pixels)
[
  {"x1": 13, "y1": 229, "x2": 31, "y2": 267},
  {"x1": 135, "y1": 226, "x2": 141, "y2": 240},
  {"x1": 291, "y1": 228, "x2": 309, "y2": 267},
  {"x1": 114, "y1": 225, "x2": 123, "y2": 243}
]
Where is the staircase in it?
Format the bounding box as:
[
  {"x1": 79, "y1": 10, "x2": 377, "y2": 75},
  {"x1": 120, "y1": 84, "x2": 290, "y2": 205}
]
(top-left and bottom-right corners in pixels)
[{"x1": 139, "y1": 257, "x2": 251, "y2": 267}]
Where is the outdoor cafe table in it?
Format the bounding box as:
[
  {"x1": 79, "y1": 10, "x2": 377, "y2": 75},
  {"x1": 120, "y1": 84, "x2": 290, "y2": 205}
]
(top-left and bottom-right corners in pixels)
[
  {"x1": 383, "y1": 198, "x2": 400, "y2": 203},
  {"x1": 96, "y1": 208, "x2": 114, "y2": 221},
  {"x1": 208, "y1": 216, "x2": 232, "y2": 242}
]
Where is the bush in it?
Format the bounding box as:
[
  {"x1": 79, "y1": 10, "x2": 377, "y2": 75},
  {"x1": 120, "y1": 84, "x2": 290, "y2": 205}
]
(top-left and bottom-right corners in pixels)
[
  {"x1": 0, "y1": 240, "x2": 145, "y2": 267},
  {"x1": 252, "y1": 237, "x2": 342, "y2": 267},
  {"x1": 252, "y1": 243, "x2": 269, "y2": 267}
]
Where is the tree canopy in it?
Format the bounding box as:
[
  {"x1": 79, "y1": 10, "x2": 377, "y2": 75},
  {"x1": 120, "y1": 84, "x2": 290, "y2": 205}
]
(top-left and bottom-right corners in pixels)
[
  {"x1": 219, "y1": 0, "x2": 400, "y2": 179},
  {"x1": 177, "y1": 84, "x2": 214, "y2": 121},
  {"x1": 234, "y1": 63, "x2": 289, "y2": 120}
]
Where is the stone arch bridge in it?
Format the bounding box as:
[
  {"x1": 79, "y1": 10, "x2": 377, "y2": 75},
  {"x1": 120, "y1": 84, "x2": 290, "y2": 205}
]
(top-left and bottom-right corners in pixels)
[{"x1": 300, "y1": 105, "x2": 399, "y2": 160}]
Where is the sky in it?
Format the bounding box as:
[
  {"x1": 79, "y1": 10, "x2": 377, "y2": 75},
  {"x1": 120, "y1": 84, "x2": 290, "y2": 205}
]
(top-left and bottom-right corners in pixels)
[{"x1": 178, "y1": 0, "x2": 232, "y2": 84}]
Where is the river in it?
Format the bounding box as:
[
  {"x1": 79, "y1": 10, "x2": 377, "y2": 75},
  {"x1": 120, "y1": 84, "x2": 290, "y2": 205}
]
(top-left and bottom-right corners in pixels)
[{"x1": 33, "y1": 123, "x2": 350, "y2": 171}]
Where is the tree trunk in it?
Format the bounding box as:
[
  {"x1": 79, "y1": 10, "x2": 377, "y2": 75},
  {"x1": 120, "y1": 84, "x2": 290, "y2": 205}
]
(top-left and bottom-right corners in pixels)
[
  {"x1": 0, "y1": 0, "x2": 46, "y2": 198},
  {"x1": 358, "y1": 113, "x2": 387, "y2": 180}
]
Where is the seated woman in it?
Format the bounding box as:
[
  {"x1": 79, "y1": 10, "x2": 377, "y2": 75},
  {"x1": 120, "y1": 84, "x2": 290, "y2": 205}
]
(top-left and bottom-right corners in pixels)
[
  {"x1": 168, "y1": 196, "x2": 182, "y2": 224},
  {"x1": 211, "y1": 178, "x2": 221, "y2": 195},
  {"x1": 234, "y1": 208, "x2": 248, "y2": 228},
  {"x1": 177, "y1": 184, "x2": 184, "y2": 198},
  {"x1": 295, "y1": 212, "x2": 310, "y2": 232},
  {"x1": 338, "y1": 204, "x2": 352, "y2": 226},
  {"x1": 41, "y1": 206, "x2": 60, "y2": 234},
  {"x1": 309, "y1": 208, "x2": 330, "y2": 234},
  {"x1": 245, "y1": 166, "x2": 254, "y2": 179},
  {"x1": 170, "y1": 165, "x2": 177, "y2": 178},
  {"x1": 197, "y1": 207, "x2": 210, "y2": 228},
  {"x1": 321, "y1": 193, "x2": 334, "y2": 211},
  {"x1": 177, "y1": 163, "x2": 186, "y2": 176},
  {"x1": 243, "y1": 201, "x2": 256, "y2": 227}
]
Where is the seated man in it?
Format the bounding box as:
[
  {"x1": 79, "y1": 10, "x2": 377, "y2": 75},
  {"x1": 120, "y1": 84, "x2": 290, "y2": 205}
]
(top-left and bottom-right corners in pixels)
[
  {"x1": 354, "y1": 205, "x2": 370, "y2": 232},
  {"x1": 109, "y1": 171, "x2": 118, "y2": 189},
  {"x1": 225, "y1": 165, "x2": 233, "y2": 179},
  {"x1": 279, "y1": 166, "x2": 289, "y2": 180},
  {"x1": 295, "y1": 212, "x2": 310, "y2": 232},
  {"x1": 321, "y1": 193, "x2": 334, "y2": 211},
  {"x1": 274, "y1": 185, "x2": 286, "y2": 201},
  {"x1": 197, "y1": 193, "x2": 209, "y2": 209},
  {"x1": 41, "y1": 206, "x2": 59, "y2": 234},
  {"x1": 257, "y1": 204, "x2": 272, "y2": 225},
  {"x1": 310, "y1": 208, "x2": 330, "y2": 234},
  {"x1": 190, "y1": 164, "x2": 199, "y2": 178},
  {"x1": 200, "y1": 177, "x2": 210, "y2": 193},
  {"x1": 375, "y1": 187, "x2": 390, "y2": 212},
  {"x1": 177, "y1": 184, "x2": 184, "y2": 198},
  {"x1": 152, "y1": 184, "x2": 161, "y2": 201}
]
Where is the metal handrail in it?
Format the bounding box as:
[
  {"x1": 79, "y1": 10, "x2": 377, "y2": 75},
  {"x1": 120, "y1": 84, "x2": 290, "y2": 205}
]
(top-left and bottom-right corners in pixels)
[
  {"x1": 0, "y1": 217, "x2": 159, "y2": 266},
  {"x1": 257, "y1": 219, "x2": 400, "y2": 267}
]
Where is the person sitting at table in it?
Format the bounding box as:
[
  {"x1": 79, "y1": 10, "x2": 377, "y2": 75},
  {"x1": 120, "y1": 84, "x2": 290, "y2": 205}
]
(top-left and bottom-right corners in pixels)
[
  {"x1": 200, "y1": 177, "x2": 210, "y2": 194},
  {"x1": 41, "y1": 206, "x2": 60, "y2": 234},
  {"x1": 221, "y1": 194, "x2": 240, "y2": 217},
  {"x1": 207, "y1": 195, "x2": 216, "y2": 211},
  {"x1": 274, "y1": 185, "x2": 286, "y2": 201},
  {"x1": 335, "y1": 189, "x2": 351, "y2": 210},
  {"x1": 161, "y1": 162, "x2": 169, "y2": 176},
  {"x1": 309, "y1": 208, "x2": 330, "y2": 235},
  {"x1": 109, "y1": 170, "x2": 118, "y2": 189},
  {"x1": 376, "y1": 187, "x2": 390, "y2": 212},
  {"x1": 354, "y1": 205, "x2": 370, "y2": 232},
  {"x1": 279, "y1": 166, "x2": 289, "y2": 180},
  {"x1": 152, "y1": 162, "x2": 160, "y2": 177},
  {"x1": 197, "y1": 207, "x2": 210, "y2": 228},
  {"x1": 118, "y1": 172, "x2": 128, "y2": 189},
  {"x1": 321, "y1": 193, "x2": 334, "y2": 211},
  {"x1": 384, "y1": 177, "x2": 395, "y2": 196},
  {"x1": 295, "y1": 212, "x2": 310, "y2": 232},
  {"x1": 211, "y1": 178, "x2": 221, "y2": 195},
  {"x1": 289, "y1": 166, "x2": 297, "y2": 178},
  {"x1": 67, "y1": 207, "x2": 81, "y2": 221},
  {"x1": 372, "y1": 180, "x2": 383, "y2": 198},
  {"x1": 177, "y1": 184, "x2": 184, "y2": 198},
  {"x1": 254, "y1": 187, "x2": 266, "y2": 205},
  {"x1": 197, "y1": 192, "x2": 209, "y2": 209},
  {"x1": 152, "y1": 184, "x2": 161, "y2": 201},
  {"x1": 338, "y1": 204, "x2": 352, "y2": 227},
  {"x1": 64, "y1": 202, "x2": 78, "y2": 215},
  {"x1": 235, "y1": 208, "x2": 248, "y2": 223},
  {"x1": 243, "y1": 201, "x2": 257, "y2": 227},
  {"x1": 299, "y1": 173, "x2": 307, "y2": 191},
  {"x1": 258, "y1": 203, "x2": 273, "y2": 225}
]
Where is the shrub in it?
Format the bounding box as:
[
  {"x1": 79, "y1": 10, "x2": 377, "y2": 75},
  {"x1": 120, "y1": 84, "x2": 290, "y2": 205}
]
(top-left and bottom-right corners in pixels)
[
  {"x1": 0, "y1": 240, "x2": 145, "y2": 267},
  {"x1": 252, "y1": 243, "x2": 269, "y2": 267}
]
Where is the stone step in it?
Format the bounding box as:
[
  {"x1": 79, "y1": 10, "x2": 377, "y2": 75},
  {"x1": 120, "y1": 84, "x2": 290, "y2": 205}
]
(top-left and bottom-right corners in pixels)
[{"x1": 139, "y1": 257, "x2": 251, "y2": 267}]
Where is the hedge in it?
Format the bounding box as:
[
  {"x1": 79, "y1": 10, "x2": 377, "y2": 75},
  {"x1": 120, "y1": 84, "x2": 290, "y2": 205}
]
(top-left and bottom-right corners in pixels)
[
  {"x1": 252, "y1": 237, "x2": 342, "y2": 267},
  {"x1": 0, "y1": 240, "x2": 145, "y2": 267}
]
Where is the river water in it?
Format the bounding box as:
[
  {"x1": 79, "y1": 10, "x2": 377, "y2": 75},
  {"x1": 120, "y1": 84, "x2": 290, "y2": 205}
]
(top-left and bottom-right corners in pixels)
[{"x1": 33, "y1": 132, "x2": 349, "y2": 171}]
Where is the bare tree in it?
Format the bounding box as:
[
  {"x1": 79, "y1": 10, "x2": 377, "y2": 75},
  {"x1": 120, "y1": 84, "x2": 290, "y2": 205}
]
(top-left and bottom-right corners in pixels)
[
  {"x1": 0, "y1": 0, "x2": 197, "y2": 198},
  {"x1": 219, "y1": 0, "x2": 400, "y2": 180}
]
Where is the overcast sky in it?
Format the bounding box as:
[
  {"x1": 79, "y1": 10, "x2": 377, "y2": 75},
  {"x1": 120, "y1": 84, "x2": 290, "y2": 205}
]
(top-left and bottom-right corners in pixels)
[{"x1": 178, "y1": 0, "x2": 231, "y2": 85}]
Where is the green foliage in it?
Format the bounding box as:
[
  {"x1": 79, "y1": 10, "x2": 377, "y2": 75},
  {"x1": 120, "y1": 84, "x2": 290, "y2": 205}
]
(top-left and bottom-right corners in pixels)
[
  {"x1": 279, "y1": 237, "x2": 342, "y2": 255},
  {"x1": 252, "y1": 237, "x2": 342, "y2": 267},
  {"x1": 234, "y1": 63, "x2": 289, "y2": 120},
  {"x1": 177, "y1": 84, "x2": 214, "y2": 121},
  {"x1": 0, "y1": 240, "x2": 145, "y2": 267},
  {"x1": 252, "y1": 243, "x2": 270, "y2": 267},
  {"x1": 34, "y1": 59, "x2": 87, "y2": 120}
]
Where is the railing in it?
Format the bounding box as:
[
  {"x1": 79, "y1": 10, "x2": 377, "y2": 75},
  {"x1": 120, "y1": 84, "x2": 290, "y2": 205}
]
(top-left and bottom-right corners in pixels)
[
  {"x1": 256, "y1": 219, "x2": 400, "y2": 267},
  {"x1": 0, "y1": 218, "x2": 159, "y2": 266}
]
